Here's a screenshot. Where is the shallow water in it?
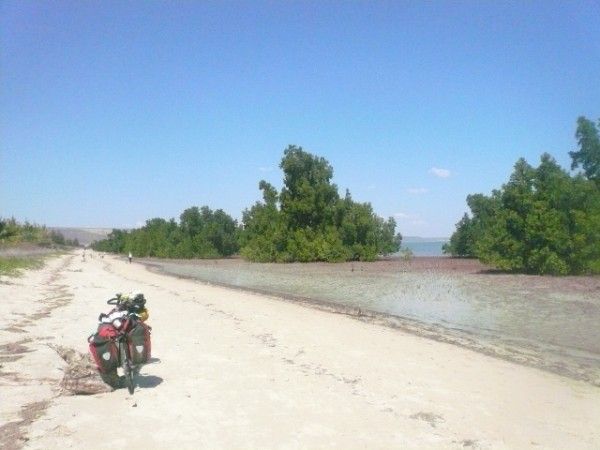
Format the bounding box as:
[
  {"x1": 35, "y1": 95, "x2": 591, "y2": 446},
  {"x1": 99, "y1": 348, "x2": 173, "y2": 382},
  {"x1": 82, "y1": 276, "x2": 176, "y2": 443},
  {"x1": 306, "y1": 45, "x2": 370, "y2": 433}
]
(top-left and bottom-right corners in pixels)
[
  {"x1": 142, "y1": 258, "x2": 600, "y2": 384},
  {"x1": 400, "y1": 240, "x2": 447, "y2": 256}
]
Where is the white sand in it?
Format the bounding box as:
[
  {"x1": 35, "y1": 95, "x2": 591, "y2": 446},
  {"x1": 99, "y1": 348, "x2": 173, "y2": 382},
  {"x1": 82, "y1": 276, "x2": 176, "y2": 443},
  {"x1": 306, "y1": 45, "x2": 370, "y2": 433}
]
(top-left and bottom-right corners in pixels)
[{"x1": 1, "y1": 252, "x2": 599, "y2": 449}]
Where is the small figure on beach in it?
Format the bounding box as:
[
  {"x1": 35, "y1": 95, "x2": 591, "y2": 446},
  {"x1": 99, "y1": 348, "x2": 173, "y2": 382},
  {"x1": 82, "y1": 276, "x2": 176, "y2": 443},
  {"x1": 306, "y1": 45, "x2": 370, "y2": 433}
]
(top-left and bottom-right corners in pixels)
[{"x1": 128, "y1": 252, "x2": 132, "y2": 263}]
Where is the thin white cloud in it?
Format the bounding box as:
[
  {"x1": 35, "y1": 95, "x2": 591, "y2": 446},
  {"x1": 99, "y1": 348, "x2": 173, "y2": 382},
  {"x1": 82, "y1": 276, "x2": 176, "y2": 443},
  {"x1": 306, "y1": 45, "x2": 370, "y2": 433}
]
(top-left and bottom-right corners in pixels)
[
  {"x1": 367, "y1": 184, "x2": 376, "y2": 190},
  {"x1": 429, "y1": 167, "x2": 451, "y2": 178},
  {"x1": 259, "y1": 166, "x2": 273, "y2": 172},
  {"x1": 407, "y1": 187, "x2": 429, "y2": 195}
]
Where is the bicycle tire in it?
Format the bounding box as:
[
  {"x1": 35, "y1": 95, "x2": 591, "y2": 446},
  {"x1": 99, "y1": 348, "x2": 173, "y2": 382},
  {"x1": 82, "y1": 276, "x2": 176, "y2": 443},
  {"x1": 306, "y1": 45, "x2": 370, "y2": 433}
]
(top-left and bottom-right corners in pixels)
[{"x1": 120, "y1": 341, "x2": 135, "y2": 394}]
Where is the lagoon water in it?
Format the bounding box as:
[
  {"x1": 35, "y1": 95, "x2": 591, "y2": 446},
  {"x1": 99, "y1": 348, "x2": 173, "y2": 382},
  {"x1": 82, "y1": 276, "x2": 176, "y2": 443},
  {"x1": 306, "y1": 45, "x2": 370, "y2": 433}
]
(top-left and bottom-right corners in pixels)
[
  {"x1": 142, "y1": 256, "x2": 600, "y2": 385},
  {"x1": 401, "y1": 239, "x2": 447, "y2": 256}
]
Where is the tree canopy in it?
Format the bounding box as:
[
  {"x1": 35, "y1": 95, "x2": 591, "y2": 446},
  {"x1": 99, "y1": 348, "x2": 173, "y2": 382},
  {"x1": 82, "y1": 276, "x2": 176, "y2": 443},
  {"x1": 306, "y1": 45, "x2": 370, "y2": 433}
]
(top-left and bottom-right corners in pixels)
[
  {"x1": 240, "y1": 145, "x2": 401, "y2": 262},
  {"x1": 444, "y1": 117, "x2": 600, "y2": 275},
  {"x1": 569, "y1": 116, "x2": 600, "y2": 185},
  {"x1": 92, "y1": 206, "x2": 240, "y2": 258}
]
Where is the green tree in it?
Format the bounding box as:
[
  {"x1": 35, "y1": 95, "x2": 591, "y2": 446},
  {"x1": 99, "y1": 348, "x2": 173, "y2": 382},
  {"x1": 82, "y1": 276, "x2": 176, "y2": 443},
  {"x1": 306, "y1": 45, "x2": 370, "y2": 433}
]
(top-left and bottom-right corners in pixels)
[
  {"x1": 240, "y1": 181, "x2": 288, "y2": 262},
  {"x1": 241, "y1": 146, "x2": 401, "y2": 262},
  {"x1": 279, "y1": 145, "x2": 339, "y2": 230},
  {"x1": 475, "y1": 158, "x2": 535, "y2": 271},
  {"x1": 177, "y1": 206, "x2": 239, "y2": 257},
  {"x1": 0, "y1": 218, "x2": 20, "y2": 242},
  {"x1": 569, "y1": 116, "x2": 600, "y2": 184},
  {"x1": 447, "y1": 147, "x2": 600, "y2": 275},
  {"x1": 443, "y1": 213, "x2": 474, "y2": 256},
  {"x1": 92, "y1": 206, "x2": 239, "y2": 258}
]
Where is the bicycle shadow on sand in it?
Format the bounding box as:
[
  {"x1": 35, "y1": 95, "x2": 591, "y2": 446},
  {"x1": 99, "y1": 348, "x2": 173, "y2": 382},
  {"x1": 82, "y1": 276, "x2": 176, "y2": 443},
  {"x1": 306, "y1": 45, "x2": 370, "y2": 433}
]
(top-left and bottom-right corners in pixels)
[
  {"x1": 136, "y1": 357, "x2": 163, "y2": 389},
  {"x1": 136, "y1": 375, "x2": 163, "y2": 388}
]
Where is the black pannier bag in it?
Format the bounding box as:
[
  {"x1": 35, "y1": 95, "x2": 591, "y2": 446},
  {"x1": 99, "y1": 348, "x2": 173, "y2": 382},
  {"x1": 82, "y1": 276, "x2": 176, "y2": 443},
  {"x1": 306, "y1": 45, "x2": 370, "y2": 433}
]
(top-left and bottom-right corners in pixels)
[
  {"x1": 88, "y1": 334, "x2": 119, "y2": 373},
  {"x1": 127, "y1": 322, "x2": 151, "y2": 365}
]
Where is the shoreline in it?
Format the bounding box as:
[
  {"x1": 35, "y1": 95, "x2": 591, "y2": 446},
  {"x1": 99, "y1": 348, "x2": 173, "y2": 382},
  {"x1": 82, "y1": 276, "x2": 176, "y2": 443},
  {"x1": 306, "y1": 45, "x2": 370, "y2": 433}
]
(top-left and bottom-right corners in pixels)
[{"x1": 140, "y1": 257, "x2": 600, "y2": 387}]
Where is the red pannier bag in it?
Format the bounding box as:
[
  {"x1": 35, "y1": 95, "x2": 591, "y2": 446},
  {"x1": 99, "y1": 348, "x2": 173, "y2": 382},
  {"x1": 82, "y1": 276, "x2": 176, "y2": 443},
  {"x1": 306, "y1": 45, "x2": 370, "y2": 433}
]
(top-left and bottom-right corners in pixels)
[
  {"x1": 88, "y1": 333, "x2": 119, "y2": 373},
  {"x1": 97, "y1": 323, "x2": 119, "y2": 338},
  {"x1": 127, "y1": 322, "x2": 151, "y2": 365}
]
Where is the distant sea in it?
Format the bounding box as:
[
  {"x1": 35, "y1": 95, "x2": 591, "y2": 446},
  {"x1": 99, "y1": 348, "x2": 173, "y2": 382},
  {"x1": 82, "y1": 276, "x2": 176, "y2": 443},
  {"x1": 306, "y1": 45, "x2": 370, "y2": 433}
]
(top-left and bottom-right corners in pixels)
[{"x1": 399, "y1": 237, "x2": 449, "y2": 257}]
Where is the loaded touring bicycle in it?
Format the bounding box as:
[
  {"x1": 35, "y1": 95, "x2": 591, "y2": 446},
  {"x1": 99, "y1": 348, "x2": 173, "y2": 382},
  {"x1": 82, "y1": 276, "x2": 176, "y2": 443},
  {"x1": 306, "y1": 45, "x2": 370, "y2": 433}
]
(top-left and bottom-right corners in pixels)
[{"x1": 88, "y1": 293, "x2": 151, "y2": 394}]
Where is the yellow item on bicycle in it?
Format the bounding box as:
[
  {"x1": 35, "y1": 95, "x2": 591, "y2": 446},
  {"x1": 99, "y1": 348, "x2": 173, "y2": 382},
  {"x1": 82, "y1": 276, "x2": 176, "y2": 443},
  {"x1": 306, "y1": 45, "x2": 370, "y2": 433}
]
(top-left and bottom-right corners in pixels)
[{"x1": 138, "y1": 308, "x2": 149, "y2": 322}]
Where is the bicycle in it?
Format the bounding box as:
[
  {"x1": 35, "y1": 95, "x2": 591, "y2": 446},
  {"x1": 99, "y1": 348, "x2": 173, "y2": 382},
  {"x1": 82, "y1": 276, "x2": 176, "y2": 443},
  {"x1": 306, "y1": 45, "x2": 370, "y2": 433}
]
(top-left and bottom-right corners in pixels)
[{"x1": 105, "y1": 296, "x2": 150, "y2": 394}]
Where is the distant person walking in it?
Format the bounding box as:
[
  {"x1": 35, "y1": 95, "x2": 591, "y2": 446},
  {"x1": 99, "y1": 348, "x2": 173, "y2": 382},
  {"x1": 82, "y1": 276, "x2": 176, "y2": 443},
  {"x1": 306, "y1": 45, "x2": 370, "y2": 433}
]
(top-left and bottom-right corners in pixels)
[{"x1": 128, "y1": 252, "x2": 132, "y2": 263}]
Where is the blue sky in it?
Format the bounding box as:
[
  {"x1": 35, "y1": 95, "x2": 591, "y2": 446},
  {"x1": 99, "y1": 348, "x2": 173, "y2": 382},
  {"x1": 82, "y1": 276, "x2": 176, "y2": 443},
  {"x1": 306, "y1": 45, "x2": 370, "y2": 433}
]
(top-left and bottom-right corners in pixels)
[{"x1": 2, "y1": 1, "x2": 599, "y2": 237}]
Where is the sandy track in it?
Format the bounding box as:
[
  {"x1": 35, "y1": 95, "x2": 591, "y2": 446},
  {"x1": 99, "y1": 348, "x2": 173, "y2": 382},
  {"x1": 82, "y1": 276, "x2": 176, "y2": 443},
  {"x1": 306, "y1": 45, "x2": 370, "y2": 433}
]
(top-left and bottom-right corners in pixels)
[{"x1": 1, "y1": 252, "x2": 599, "y2": 449}]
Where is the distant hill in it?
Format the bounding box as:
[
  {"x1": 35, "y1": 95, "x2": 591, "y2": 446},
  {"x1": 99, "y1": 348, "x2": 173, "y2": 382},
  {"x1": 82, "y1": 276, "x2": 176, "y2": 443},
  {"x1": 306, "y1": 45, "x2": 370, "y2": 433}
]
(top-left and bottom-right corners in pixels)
[{"x1": 50, "y1": 227, "x2": 112, "y2": 246}]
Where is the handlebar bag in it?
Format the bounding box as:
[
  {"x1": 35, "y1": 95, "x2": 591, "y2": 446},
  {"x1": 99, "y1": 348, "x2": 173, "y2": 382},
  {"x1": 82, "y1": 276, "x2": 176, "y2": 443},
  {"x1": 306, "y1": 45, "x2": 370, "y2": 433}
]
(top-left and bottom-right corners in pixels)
[
  {"x1": 88, "y1": 334, "x2": 119, "y2": 373},
  {"x1": 127, "y1": 322, "x2": 151, "y2": 365}
]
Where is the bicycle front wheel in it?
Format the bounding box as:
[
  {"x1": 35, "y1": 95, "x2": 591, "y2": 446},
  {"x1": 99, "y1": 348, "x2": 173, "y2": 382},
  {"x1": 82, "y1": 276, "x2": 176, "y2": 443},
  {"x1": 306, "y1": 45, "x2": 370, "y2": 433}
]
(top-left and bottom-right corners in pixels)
[{"x1": 120, "y1": 342, "x2": 135, "y2": 394}]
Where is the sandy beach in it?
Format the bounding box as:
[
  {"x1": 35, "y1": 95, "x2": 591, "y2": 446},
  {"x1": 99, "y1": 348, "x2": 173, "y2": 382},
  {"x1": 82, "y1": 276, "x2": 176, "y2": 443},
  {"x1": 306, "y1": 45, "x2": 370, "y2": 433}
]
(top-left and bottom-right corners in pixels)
[{"x1": 1, "y1": 252, "x2": 599, "y2": 449}]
